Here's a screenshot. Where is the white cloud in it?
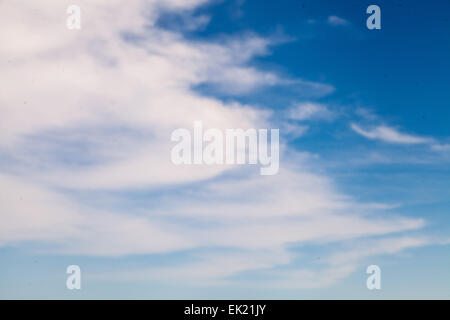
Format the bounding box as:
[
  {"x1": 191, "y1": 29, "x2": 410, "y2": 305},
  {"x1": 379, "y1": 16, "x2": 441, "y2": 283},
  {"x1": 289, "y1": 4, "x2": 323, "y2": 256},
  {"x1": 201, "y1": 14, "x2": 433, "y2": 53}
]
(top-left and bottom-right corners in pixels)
[
  {"x1": 327, "y1": 15, "x2": 350, "y2": 26},
  {"x1": 288, "y1": 102, "x2": 335, "y2": 121},
  {"x1": 0, "y1": 173, "x2": 194, "y2": 255},
  {"x1": 351, "y1": 123, "x2": 433, "y2": 144},
  {"x1": 92, "y1": 236, "x2": 437, "y2": 288}
]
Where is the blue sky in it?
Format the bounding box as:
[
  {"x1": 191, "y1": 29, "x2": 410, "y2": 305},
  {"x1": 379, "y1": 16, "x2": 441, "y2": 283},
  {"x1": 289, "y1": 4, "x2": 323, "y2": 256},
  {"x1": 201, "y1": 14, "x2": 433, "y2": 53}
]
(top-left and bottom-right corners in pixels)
[{"x1": 1, "y1": 0, "x2": 450, "y2": 299}]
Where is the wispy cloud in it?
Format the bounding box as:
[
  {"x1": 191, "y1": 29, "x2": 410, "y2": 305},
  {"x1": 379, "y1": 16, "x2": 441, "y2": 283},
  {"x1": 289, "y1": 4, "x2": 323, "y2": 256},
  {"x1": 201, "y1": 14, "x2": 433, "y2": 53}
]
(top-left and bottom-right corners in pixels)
[
  {"x1": 431, "y1": 144, "x2": 450, "y2": 152},
  {"x1": 327, "y1": 15, "x2": 351, "y2": 26},
  {"x1": 288, "y1": 102, "x2": 336, "y2": 121},
  {"x1": 351, "y1": 123, "x2": 433, "y2": 144}
]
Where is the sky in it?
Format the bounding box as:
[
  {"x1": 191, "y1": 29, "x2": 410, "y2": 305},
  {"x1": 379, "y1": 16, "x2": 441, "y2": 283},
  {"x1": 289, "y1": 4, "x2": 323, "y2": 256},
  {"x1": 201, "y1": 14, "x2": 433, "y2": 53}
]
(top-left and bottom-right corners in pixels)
[{"x1": 1, "y1": 0, "x2": 450, "y2": 299}]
